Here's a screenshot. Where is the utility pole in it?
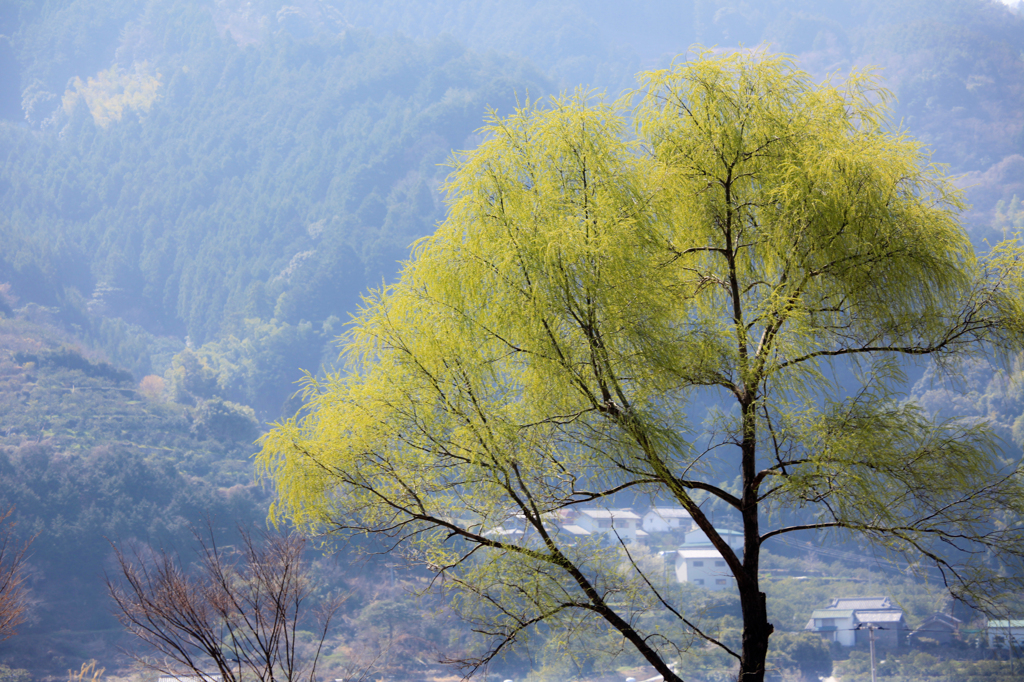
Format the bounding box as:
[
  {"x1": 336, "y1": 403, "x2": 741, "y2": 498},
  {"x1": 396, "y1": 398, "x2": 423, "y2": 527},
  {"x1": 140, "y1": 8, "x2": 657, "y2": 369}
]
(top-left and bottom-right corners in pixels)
[
  {"x1": 868, "y1": 625, "x2": 878, "y2": 682},
  {"x1": 1007, "y1": 622, "x2": 1015, "y2": 674},
  {"x1": 855, "y1": 623, "x2": 882, "y2": 682}
]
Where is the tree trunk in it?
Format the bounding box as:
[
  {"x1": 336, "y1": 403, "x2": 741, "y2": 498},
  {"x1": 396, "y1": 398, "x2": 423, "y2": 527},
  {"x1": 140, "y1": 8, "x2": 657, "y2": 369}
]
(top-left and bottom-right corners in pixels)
[
  {"x1": 738, "y1": 585, "x2": 773, "y2": 682},
  {"x1": 738, "y1": 396, "x2": 772, "y2": 682}
]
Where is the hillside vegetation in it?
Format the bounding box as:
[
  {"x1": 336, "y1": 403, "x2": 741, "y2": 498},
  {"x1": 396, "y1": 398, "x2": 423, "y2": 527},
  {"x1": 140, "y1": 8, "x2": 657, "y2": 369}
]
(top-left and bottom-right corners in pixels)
[
  {"x1": 0, "y1": 315, "x2": 267, "y2": 672},
  {"x1": 2, "y1": 0, "x2": 1023, "y2": 417}
]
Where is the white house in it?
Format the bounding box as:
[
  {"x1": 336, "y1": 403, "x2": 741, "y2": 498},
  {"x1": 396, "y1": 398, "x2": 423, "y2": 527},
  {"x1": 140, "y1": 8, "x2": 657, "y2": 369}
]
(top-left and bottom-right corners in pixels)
[
  {"x1": 642, "y1": 507, "x2": 693, "y2": 533},
  {"x1": 988, "y1": 620, "x2": 1024, "y2": 649},
  {"x1": 674, "y1": 548, "x2": 734, "y2": 590},
  {"x1": 670, "y1": 526, "x2": 744, "y2": 591},
  {"x1": 482, "y1": 526, "x2": 526, "y2": 540},
  {"x1": 565, "y1": 509, "x2": 645, "y2": 544},
  {"x1": 805, "y1": 596, "x2": 907, "y2": 648},
  {"x1": 482, "y1": 513, "x2": 561, "y2": 546},
  {"x1": 807, "y1": 607, "x2": 857, "y2": 646},
  {"x1": 555, "y1": 523, "x2": 592, "y2": 539}
]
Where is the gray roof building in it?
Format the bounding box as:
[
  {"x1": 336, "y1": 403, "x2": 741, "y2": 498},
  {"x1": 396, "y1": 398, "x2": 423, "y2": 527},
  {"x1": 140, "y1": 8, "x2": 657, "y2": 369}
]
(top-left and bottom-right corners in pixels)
[{"x1": 805, "y1": 596, "x2": 907, "y2": 648}]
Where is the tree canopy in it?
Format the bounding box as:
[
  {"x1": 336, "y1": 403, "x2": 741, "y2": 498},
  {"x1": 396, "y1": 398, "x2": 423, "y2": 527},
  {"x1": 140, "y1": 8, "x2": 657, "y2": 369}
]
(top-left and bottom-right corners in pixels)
[{"x1": 258, "y1": 52, "x2": 1024, "y2": 682}]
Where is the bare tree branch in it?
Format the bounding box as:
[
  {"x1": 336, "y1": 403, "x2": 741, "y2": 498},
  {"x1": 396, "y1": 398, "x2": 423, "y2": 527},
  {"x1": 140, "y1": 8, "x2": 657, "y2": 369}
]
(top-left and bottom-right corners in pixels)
[
  {"x1": 0, "y1": 507, "x2": 34, "y2": 641},
  {"x1": 108, "y1": 527, "x2": 342, "y2": 682}
]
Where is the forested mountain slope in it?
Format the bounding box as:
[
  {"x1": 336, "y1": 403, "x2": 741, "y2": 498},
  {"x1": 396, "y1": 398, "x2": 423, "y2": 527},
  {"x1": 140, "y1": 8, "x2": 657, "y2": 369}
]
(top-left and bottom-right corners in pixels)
[
  {"x1": 325, "y1": 0, "x2": 1024, "y2": 171},
  {"x1": 1, "y1": 0, "x2": 548, "y2": 415},
  {"x1": 1, "y1": 0, "x2": 1022, "y2": 417},
  {"x1": 0, "y1": 314, "x2": 267, "y2": 674}
]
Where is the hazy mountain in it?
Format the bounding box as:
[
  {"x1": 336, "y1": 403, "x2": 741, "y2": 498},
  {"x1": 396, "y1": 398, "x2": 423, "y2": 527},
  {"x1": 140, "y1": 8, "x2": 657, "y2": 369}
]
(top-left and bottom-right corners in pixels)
[{"x1": 0, "y1": 0, "x2": 1022, "y2": 676}]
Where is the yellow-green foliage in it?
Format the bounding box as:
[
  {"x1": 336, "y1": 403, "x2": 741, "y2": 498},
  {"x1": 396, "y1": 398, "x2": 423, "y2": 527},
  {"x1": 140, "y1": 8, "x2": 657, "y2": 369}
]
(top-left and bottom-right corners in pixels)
[
  {"x1": 62, "y1": 62, "x2": 161, "y2": 127},
  {"x1": 259, "y1": 52, "x2": 1024, "y2": 678},
  {"x1": 68, "y1": 660, "x2": 103, "y2": 682}
]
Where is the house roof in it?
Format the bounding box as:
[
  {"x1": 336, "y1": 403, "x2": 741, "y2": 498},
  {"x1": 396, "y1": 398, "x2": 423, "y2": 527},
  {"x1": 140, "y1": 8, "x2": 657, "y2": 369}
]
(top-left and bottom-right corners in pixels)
[
  {"x1": 855, "y1": 611, "x2": 905, "y2": 624},
  {"x1": 483, "y1": 527, "x2": 523, "y2": 537},
  {"x1": 831, "y1": 596, "x2": 891, "y2": 610},
  {"x1": 910, "y1": 621, "x2": 959, "y2": 636},
  {"x1": 559, "y1": 525, "x2": 591, "y2": 536},
  {"x1": 988, "y1": 620, "x2": 1024, "y2": 628},
  {"x1": 647, "y1": 507, "x2": 692, "y2": 519},
  {"x1": 686, "y1": 528, "x2": 743, "y2": 537},
  {"x1": 579, "y1": 509, "x2": 641, "y2": 520},
  {"x1": 811, "y1": 610, "x2": 854, "y2": 620},
  {"x1": 683, "y1": 529, "x2": 744, "y2": 551},
  {"x1": 677, "y1": 549, "x2": 726, "y2": 559}
]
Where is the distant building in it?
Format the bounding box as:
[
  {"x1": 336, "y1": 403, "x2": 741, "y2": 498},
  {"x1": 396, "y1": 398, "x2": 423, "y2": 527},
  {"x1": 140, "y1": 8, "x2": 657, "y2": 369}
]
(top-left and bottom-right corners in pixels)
[
  {"x1": 556, "y1": 524, "x2": 592, "y2": 539},
  {"x1": 674, "y1": 548, "x2": 734, "y2": 590},
  {"x1": 807, "y1": 607, "x2": 857, "y2": 646},
  {"x1": 563, "y1": 509, "x2": 646, "y2": 544},
  {"x1": 682, "y1": 527, "x2": 744, "y2": 551},
  {"x1": 669, "y1": 526, "x2": 743, "y2": 591},
  {"x1": 988, "y1": 620, "x2": 1024, "y2": 649},
  {"x1": 482, "y1": 513, "x2": 558, "y2": 546},
  {"x1": 909, "y1": 613, "x2": 962, "y2": 646},
  {"x1": 805, "y1": 596, "x2": 907, "y2": 648},
  {"x1": 482, "y1": 526, "x2": 526, "y2": 540},
  {"x1": 642, "y1": 507, "x2": 693, "y2": 533}
]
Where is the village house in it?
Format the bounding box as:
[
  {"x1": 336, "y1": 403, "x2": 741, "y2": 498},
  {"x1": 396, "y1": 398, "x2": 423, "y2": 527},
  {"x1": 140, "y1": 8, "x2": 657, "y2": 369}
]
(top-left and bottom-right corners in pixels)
[
  {"x1": 908, "y1": 613, "x2": 962, "y2": 646},
  {"x1": 805, "y1": 596, "x2": 907, "y2": 648},
  {"x1": 674, "y1": 548, "x2": 734, "y2": 590},
  {"x1": 560, "y1": 508, "x2": 646, "y2": 544},
  {"x1": 641, "y1": 507, "x2": 693, "y2": 533},
  {"x1": 481, "y1": 512, "x2": 561, "y2": 546},
  {"x1": 988, "y1": 620, "x2": 1024, "y2": 649},
  {"x1": 682, "y1": 526, "x2": 744, "y2": 550},
  {"x1": 670, "y1": 526, "x2": 744, "y2": 591}
]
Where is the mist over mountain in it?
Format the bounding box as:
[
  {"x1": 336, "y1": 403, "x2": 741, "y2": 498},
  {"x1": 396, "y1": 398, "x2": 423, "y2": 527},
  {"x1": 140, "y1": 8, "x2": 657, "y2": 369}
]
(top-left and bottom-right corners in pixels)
[
  {"x1": 2, "y1": 0, "x2": 1022, "y2": 407},
  {"x1": 0, "y1": 0, "x2": 1023, "y2": 678}
]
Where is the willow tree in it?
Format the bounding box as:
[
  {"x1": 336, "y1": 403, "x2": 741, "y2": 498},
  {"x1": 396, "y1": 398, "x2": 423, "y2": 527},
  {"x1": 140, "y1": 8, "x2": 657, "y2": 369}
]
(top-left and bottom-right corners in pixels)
[{"x1": 259, "y1": 52, "x2": 1024, "y2": 682}]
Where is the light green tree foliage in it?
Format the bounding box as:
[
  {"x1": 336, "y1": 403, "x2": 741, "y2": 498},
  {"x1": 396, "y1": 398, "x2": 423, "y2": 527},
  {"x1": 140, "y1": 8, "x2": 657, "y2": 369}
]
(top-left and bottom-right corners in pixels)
[
  {"x1": 0, "y1": 665, "x2": 30, "y2": 682},
  {"x1": 166, "y1": 317, "x2": 340, "y2": 416},
  {"x1": 259, "y1": 53, "x2": 1024, "y2": 682}
]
